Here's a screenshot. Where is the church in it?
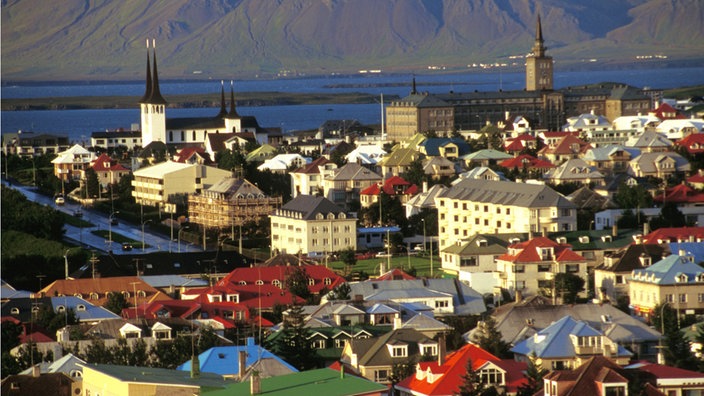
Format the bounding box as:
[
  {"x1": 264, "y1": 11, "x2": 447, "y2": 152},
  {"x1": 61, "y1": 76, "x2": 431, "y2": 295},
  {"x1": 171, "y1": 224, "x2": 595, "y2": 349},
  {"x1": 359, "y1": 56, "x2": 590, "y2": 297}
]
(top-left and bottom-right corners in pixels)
[
  {"x1": 385, "y1": 16, "x2": 656, "y2": 142},
  {"x1": 139, "y1": 40, "x2": 271, "y2": 148}
]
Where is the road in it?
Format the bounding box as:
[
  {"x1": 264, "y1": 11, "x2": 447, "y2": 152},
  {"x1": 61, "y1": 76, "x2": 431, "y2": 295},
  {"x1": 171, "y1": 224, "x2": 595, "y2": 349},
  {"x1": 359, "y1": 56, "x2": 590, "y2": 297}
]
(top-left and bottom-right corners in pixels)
[{"x1": 5, "y1": 181, "x2": 201, "y2": 254}]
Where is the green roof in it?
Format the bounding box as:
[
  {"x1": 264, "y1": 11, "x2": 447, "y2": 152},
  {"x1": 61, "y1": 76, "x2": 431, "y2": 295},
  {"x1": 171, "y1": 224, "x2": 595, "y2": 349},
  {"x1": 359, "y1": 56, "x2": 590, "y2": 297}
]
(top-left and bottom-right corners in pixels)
[
  {"x1": 550, "y1": 229, "x2": 640, "y2": 251},
  {"x1": 80, "y1": 363, "x2": 229, "y2": 389},
  {"x1": 203, "y1": 368, "x2": 387, "y2": 396}
]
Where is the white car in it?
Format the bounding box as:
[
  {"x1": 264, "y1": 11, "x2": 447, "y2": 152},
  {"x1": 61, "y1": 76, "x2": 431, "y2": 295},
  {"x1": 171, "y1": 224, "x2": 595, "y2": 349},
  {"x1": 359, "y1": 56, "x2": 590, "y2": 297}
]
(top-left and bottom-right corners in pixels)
[{"x1": 55, "y1": 196, "x2": 65, "y2": 205}]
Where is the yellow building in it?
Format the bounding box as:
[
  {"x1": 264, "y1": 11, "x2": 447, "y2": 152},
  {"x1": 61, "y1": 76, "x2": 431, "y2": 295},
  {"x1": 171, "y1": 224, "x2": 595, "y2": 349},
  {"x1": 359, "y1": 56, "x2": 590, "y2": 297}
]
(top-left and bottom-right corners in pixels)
[
  {"x1": 270, "y1": 195, "x2": 356, "y2": 256},
  {"x1": 629, "y1": 254, "x2": 704, "y2": 320},
  {"x1": 434, "y1": 179, "x2": 577, "y2": 251},
  {"x1": 80, "y1": 363, "x2": 227, "y2": 395},
  {"x1": 132, "y1": 161, "x2": 232, "y2": 208}
]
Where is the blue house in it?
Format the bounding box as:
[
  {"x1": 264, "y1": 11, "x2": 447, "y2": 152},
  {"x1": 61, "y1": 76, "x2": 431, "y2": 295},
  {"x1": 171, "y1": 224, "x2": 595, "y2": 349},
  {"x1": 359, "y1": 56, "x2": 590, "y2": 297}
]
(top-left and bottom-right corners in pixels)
[
  {"x1": 177, "y1": 337, "x2": 297, "y2": 379},
  {"x1": 511, "y1": 315, "x2": 632, "y2": 371}
]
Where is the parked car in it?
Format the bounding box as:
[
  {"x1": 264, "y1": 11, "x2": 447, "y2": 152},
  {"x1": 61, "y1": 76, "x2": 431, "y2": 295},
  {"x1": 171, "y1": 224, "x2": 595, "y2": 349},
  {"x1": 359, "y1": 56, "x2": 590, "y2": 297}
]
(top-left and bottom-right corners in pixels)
[
  {"x1": 73, "y1": 209, "x2": 83, "y2": 217},
  {"x1": 55, "y1": 196, "x2": 65, "y2": 205},
  {"x1": 355, "y1": 251, "x2": 376, "y2": 260},
  {"x1": 121, "y1": 243, "x2": 132, "y2": 251}
]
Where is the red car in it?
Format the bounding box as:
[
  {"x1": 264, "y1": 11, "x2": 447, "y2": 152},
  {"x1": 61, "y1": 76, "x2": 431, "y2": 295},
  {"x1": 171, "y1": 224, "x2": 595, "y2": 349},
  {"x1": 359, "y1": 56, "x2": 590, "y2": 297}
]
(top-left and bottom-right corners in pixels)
[{"x1": 354, "y1": 251, "x2": 376, "y2": 260}]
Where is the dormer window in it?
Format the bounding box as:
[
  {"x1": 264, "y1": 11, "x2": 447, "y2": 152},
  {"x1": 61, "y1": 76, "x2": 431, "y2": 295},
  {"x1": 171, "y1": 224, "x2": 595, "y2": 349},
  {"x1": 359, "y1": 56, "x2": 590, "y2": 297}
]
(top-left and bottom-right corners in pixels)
[
  {"x1": 77, "y1": 304, "x2": 86, "y2": 311},
  {"x1": 388, "y1": 343, "x2": 408, "y2": 358},
  {"x1": 601, "y1": 235, "x2": 612, "y2": 243},
  {"x1": 556, "y1": 237, "x2": 567, "y2": 244},
  {"x1": 477, "y1": 239, "x2": 488, "y2": 247},
  {"x1": 540, "y1": 248, "x2": 554, "y2": 261},
  {"x1": 57, "y1": 305, "x2": 66, "y2": 313},
  {"x1": 676, "y1": 273, "x2": 688, "y2": 283},
  {"x1": 639, "y1": 254, "x2": 651, "y2": 267},
  {"x1": 10, "y1": 307, "x2": 19, "y2": 315},
  {"x1": 255, "y1": 280, "x2": 264, "y2": 285},
  {"x1": 578, "y1": 236, "x2": 590, "y2": 243},
  {"x1": 272, "y1": 279, "x2": 282, "y2": 288},
  {"x1": 239, "y1": 280, "x2": 247, "y2": 285}
]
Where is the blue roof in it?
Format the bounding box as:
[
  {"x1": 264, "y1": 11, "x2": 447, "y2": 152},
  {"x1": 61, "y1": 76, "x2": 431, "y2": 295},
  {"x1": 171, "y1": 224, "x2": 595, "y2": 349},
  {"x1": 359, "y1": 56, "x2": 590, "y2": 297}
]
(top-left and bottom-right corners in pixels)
[
  {"x1": 631, "y1": 255, "x2": 704, "y2": 285},
  {"x1": 668, "y1": 242, "x2": 704, "y2": 264},
  {"x1": 511, "y1": 315, "x2": 632, "y2": 359},
  {"x1": 176, "y1": 338, "x2": 297, "y2": 376},
  {"x1": 50, "y1": 296, "x2": 120, "y2": 321},
  {"x1": 357, "y1": 226, "x2": 401, "y2": 235}
]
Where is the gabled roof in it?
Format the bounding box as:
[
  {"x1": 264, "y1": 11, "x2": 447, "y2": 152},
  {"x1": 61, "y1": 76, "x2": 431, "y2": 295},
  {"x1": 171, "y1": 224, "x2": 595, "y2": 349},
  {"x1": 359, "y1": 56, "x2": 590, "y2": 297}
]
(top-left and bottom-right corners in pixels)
[
  {"x1": 650, "y1": 102, "x2": 685, "y2": 120},
  {"x1": 539, "y1": 134, "x2": 592, "y2": 155},
  {"x1": 498, "y1": 154, "x2": 555, "y2": 170},
  {"x1": 626, "y1": 130, "x2": 673, "y2": 149},
  {"x1": 292, "y1": 156, "x2": 333, "y2": 174},
  {"x1": 328, "y1": 163, "x2": 382, "y2": 182},
  {"x1": 545, "y1": 158, "x2": 604, "y2": 182},
  {"x1": 165, "y1": 116, "x2": 225, "y2": 130},
  {"x1": 376, "y1": 268, "x2": 416, "y2": 281},
  {"x1": 631, "y1": 255, "x2": 704, "y2": 285},
  {"x1": 653, "y1": 183, "x2": 704, "y2": 204},
  {"x1": 567, "y1": 186, "x2": 616, "y2": 211},
  {"x1": 441, "y1": 233, "x2": 512, "y2": 256},
  {"x1": 19, "y1": 353, "x2": 86, "y2": 376},
  {"x1": 90, "y1": 153, "x2": 129, "y2": 172},
  {"x1": 351, "y1": 328, "x2": 434, "y2": 367},
  {"x1": 132, "y1": 160, "x2": 194, "y2": 178},
  {"x1": 245, "y1": 144, "x2": 278, "y2": 162},
  {"x1": 674, "y1": 132, "x2": 704, "y2": 154},
  {"x1": 176, "y1": 339, "x2": 297, "y2": 377},
  {"x1": 583, "y1": 144, "x2": 640, "y2": 162},
  {"x1": 642, "y1": 227, "x2": 704, "y2": 244},
  {"x1": 497, "y1": 236, "x2": 586, "y2": 263},
  {"x1": 378, "y1": 147, "x2": 421, "y2": 167},
  {"x1": 629, "y1": 151, "x2": 690, "y2": 173},
  {"x1": 360, "y1": 175, "x2": 418, "y2": 196},
  {"x1": 543, "y1": 356, "x2": 630, "y2": 396},
  {"x1": 1, "y1": 373, "x2": 76, "y2": 395},
  {"x1": 420, "y1": 138, "x2": 471, "y2": 157},
  {"x1": 204, "y1": 367, "x2": 387, "y2": 396},
  {"x1": 79, "y1": 363, "x2": 226, "y2": 389},
  {"x1": 396, "y1": 343, "x2": 527, "y2": 396},
  {"x1": 460, "y1": 149, "x2": 512, "y2": 161},
  {"x1": 278, "y1": 195, "x2": 347, "y2": 220},
  {"x1": 438, "y1": 179, "x2": 574, "y2": 210},
  {"x1": 595, "y1": 244, "x2": 666, "y2": 273},
  {"x1": 626, "y1": 361, "x2": 704, "y2": 382},
  {"x1": 511, "y1": 316, "x2": 632, "y2": 359}
]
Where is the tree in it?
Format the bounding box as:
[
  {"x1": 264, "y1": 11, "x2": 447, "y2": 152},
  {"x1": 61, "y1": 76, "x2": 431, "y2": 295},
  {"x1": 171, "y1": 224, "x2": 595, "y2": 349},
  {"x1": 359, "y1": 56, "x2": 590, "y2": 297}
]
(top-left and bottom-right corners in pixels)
[
  {"x1": 517, "y1": 353, "x2": 547, "y2": 396},
  {"x1": 613, "y1": 183, "x2": 653, "y2": 209},
  {"x1": 34, "y1": 304, "x2": 78, "y2": 334},
  {"x1": 456, "y1": 358, "x2": 488, "y2": 396},
  {"x1": 405, "y1": 157, "x2": 426, "y2": 187},
  {"x1": 553, "y1": 273, "x2": 585, "y2": 304},
  {"x1": 273, "y1": 303, "x2": 317, "y2": 371},
  {"x1": 84, "y1": 168, "x2": 100, "y2": 198},
  {"x1": 338, "y1": 248, "x2": 357, "y2": 275},
  {"x1": 649, "y1": 201, "x2": 687, "y2": 230},
  {"x1": 285, "y1": 266, "x2": 312, "y2": 302},
  {"x1": 104, "y1": 292, "x2": 129, "y2": 315},
  {"x1": 475, "y1": 317, "x2": 511, "y2": 358},
  {"x1": 651, "y1": 302, "x2": 697, "y2": 369},
  {"x1": 330, "y1": 283, "x2": 351, "y2": 301},
  {"x1": 389, "y1": 357, "x2": 416, "y2": 395}
]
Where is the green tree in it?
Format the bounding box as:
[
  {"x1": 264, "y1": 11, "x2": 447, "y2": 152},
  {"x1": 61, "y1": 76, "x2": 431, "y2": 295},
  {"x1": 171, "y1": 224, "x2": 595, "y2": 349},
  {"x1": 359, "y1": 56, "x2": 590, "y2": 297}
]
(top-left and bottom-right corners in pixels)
[
  {"x1": 285, "y1": 266, "x2": 312, "y2": 302},
  {"x1": 273, "y1": 303, "x2": 316, "y2": 371},
  {"x1": 456, "y1": 358, "x2": 488, "y2": 396},
  {"x1": 1, "y1": 321, "x2": 23, "y2": 353},
  {"x1": 34, "y1": 304, "x2": 78, "y2": 334},
  {"x1": 389, "y1": 357, "x2": 416, "y2": 395},
  {"x1": 614, "y1": 183, "x2": 653, "y2": 209},
  {"x1": 330, "y1": 283, "x2": 351, "y2": 301},
  {"x1": 338, "y1": 248, "x2": 357, "y2": 275},
  {"x1": 475, "y1": 317, "x2": 511, "y2": 358},
  {"x1": 104, "y1": 292, "x2": 130, "y2": 315},
  {"x1": 13, "y1": 341, "x2": 51, "y2": 374},
  {"x1": 84, "y1": 337, "x2": 113, "y2": 364},
  {"x1": 517, "y1": 353, "x2": 547, "y2": 396},
  {"x1": 405, "y1": 157, "x2": 426, "y2": 187},
  {"x1": 84, "y1": 168, "x2": 100, "y2": 199},
  {"x1": 650, "y1": 201, "x2": 687, "y2": 230},
  {"x1": 553, "y1": 273, "x2": 586, "y2": 304}
]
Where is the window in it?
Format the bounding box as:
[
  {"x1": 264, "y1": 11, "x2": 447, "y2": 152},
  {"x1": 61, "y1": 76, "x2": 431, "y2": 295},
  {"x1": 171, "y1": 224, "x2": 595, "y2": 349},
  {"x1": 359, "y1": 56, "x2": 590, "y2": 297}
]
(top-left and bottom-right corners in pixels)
[
  {"x1": 538, "y1": 264, "x2": 551, "y2": 272},
  {"x1": 390, "y1": 345, "x2": 407, "y2": 357},
  {"x1": 513, "y1": 265, "x2": 525, "y2": 273},
  {"x1": 566, "y1": 264, "x2": 579, "y2": 273},
  {"x1": 604, "y1": 385, "x2": 626, "y2": 396},
  {"x1": 515, "y1": 281, "x2": 526, "y2": 290},
  {"x1": 461, "y1": 257, "x2": 478, "y2": 267},
  {"x1": 374, "y1": 369, "x2": 389, "y2": 382},
  {"x1": 335, "y1": 338, "x2": 347, "y2": 348},
  {"x1": 480, "y1": 368, "x2": 504, "y2": 385},
  {"x1": 435, "y1": 300, "x2": 449, "y2": 308},
  {"x1": 679, "y1": 294, "x2": 687, "y2": 303},
  {"x1": 311, "y1": 339, "x2": 326, "y2": 349}
]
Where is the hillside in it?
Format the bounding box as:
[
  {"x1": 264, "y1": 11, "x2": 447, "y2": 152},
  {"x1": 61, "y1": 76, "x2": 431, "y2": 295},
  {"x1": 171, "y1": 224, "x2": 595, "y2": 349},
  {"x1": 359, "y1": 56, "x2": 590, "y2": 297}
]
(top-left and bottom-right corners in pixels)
[{"x1": 2, "y1": 0, "x2": 703, "y2": 81}]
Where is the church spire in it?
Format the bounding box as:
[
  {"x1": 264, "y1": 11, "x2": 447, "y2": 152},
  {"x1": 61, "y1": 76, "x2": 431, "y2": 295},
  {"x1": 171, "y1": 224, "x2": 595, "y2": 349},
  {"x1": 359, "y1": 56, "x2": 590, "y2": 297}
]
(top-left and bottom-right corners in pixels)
[
  {"x1": 139, "y1": 39, "x2": 152, "y2": 103},
  {"x1": 228, "y1": 80, "x2": 239, "y2": 118},
  {"x1": 148, "y1": 39, "x2": 167, "y2": 104},
  {"x1": 532, "y1": 15, "x2": 546, "y2": 57},
  {"x1": 411, "y1": 75, "x2": 417, "y2": 95},
  {"x1": 217, "y1": 80, "x2": 227, "y2": 117}
]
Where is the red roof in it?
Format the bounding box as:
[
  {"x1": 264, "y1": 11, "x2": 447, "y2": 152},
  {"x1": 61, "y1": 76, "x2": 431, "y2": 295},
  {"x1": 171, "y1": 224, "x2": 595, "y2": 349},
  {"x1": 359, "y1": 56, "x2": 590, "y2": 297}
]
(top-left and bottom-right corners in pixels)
[
  {"x1": 360, "y1": 176, "x2": 419, "y2": 196},
  {"x1": 654, "y1": 183, "x2": 704, "y2": 204},
  {"x1": 642, "y1": 227, "x2": 704, "y2": 244},
  {"x1": 396, "y1": 343, "x2": 527, "y2": 396},
  {"x1": 687, "y1": 172, "x2": 704, "y2": 184},
  {"x1": 650, "y1": 102, "x2": 685, "y2": 120},
  {"x1": 497, "y1": 236, "x2": 586, "y2": 263},
  {"x1": 293, "y1": 156, "x2": 332, "y2": 174},
  {"x1": 538, "y1": 135, "x2": 591, "y2": 156},
  {"x1": 90, "y1": 153, "x2": 129, "y2": 172},
  {"x1": 675, "y1": 133, "x2": 704, "y2": 154},
  {"x1": 630, "y1": 361, "x2": 704, "y2": 380},
  {"x1": 376, "y1": 268, "x2": 416, "y2": 281},
  {"x1": 498, "y1": 154, "x2": 555, "y2": 170},
  {"x1": 175, "y1": 147, "x2": 211, "y2": 163}
]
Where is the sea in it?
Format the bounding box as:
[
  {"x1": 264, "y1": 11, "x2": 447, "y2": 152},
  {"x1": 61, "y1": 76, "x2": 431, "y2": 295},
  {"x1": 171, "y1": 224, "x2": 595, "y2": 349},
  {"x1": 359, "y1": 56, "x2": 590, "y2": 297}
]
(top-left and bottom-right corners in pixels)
[{"x1": 2, "y1": 67, "x2": 703, "y2": 142}]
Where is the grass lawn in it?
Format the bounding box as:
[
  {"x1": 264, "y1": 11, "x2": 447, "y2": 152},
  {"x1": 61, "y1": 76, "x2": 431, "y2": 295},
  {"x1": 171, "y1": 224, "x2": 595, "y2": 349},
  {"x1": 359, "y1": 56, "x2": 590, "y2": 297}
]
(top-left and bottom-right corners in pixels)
[
  {"x1": 327, "y1": 252, "x2": 446, "y2": 279},
  {"x1": 61, "y1": 212, "x2": 94, "y2": 228}
]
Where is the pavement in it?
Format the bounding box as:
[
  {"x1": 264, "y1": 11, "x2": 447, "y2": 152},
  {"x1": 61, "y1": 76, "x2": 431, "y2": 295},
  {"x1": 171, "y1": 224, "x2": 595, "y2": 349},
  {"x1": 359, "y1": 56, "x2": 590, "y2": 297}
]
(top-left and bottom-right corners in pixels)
[{"x1": 4, "y1": 180, "x2": 201, "y2": 255}]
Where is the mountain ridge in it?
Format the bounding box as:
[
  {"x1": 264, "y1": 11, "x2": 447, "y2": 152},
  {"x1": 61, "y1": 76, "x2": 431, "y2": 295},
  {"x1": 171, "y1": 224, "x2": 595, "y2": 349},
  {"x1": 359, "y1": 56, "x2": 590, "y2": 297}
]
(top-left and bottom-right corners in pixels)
[{"x1": 2, "y1": 0, "x2": 703, "y2": 81}]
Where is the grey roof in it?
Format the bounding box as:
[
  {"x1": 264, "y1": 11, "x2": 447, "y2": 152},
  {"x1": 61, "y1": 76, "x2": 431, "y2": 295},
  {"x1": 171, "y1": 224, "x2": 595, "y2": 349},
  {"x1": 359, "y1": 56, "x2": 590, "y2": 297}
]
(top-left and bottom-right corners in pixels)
[
  {"x1": 139, "y1": 275, "x2": 209, "y2": 289},
  {"x1": 583, "y1": 145, "x2": 640, "y2": 162},
  {"x1": 19, "y1": 353, "x2": 86, "y2": 376},
  {"x1": 437, "y1": 179, "x2": 576, "y2": 209},
  {"x1": 205, "y1": 177, "x2": 265, "y2": 198},
  {"x1": 629, "y1": 151, "x2": 690, "y2": 174},
  {"x1": 626, "y1": 130, "x2": 673, "y2": 149},
  {"x1": 328, "y1": 163, "x2": 382, "y2": 182},
  {"x1": 280, "y1": 195, "x2": 347, "y2": 220},
  {"x1": 455, "y1": 167, "x2": 507, "y2": 182},
  {"x1": 460, "y1": 149, "x2": 513, "y2": 161},
  {"x1": 348, "y1": 279, "x2": 486, "y2": 316},
  {"x1": 366, "y1": 303, "x2": 399, "y2": 315},
  {"x1": 566, "y1": 186, "x2": 616, "y2": 211},
  {"x1": 545, "y1": 158, "x2": 604, "y2": 182},
  {"x1": 400, "y1": 313, "x2": 453, "y2": 332},
  {"x1": 392, "y1": 93, "x2": 451, "y2": 107},
  {"x1": 405, "y1": 184, "x2": 448, "y2": 209},
  {"x1": 166, "y1": 116, "x2": 225, "y2": 130},
  {"x1": 485, "y1": 302, "x2": 661, "y2": 346},
  {"x1": 350, "y1": 328, "x2": 433, "y2": 367}
]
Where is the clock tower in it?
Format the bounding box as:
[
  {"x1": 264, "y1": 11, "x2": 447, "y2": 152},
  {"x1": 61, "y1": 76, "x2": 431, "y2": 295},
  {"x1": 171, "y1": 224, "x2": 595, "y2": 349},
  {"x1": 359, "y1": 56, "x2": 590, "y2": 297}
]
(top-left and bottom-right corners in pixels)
[{"x1": 526, "y1": 15, "x2": 553, "y2": 91}]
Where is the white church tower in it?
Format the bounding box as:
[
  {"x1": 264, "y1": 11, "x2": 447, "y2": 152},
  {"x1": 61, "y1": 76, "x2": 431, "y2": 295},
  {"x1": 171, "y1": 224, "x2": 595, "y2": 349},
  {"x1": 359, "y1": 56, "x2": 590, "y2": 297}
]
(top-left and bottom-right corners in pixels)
[
  {"x1": 224, "y1": 81, "x2": 242, "y2": 133},
  {"x1": 140, "y1": 39, "x2": 167, "y2": 146}
]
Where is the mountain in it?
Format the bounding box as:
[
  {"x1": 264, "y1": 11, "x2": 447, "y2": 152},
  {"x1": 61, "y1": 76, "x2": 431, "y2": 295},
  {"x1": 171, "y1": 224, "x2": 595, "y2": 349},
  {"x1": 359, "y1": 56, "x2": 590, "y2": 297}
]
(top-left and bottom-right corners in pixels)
[{"x1": 2, "y1": 0, "x2": 703, "y2": 81}]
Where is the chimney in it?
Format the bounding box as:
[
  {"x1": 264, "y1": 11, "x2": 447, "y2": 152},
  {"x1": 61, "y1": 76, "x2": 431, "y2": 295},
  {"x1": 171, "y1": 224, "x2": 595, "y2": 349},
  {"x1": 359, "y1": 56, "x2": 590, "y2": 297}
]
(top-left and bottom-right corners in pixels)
[
  {"x1": 422, "y1": 181, "x2": 428, "y2": 193},
  {"x1": 643, "y1": 222, "x2": 650, "y2": 236},
  {"x1": 437, "y1": 333, "x2": 446, "y2": 366},
  {"x1": 612, "y1": 224, "x2": 618, "y2": 238},
  {"x1": 393, "y1": 317, "x2": 403, "y2": 330},
  {"x1": 354, "y1": 294, "x2": 364, "y2": 303},
  {"x1": 53, "y1": 343, "x2": 63, "y2": 361},
  {"x1": 678, "y1": 249, "x2": 687, "y2": 257},
  {"x1": 542, "y1": 227, "x2": 547, "y2": 237},
  {"x1": 250, "y1": 371, "x2": 261, "y2": 395},
  {"x1": 238, "y1": 350, "x2": 247, "y2": 380},
  {"x1": 379, "y1": 262, "x2": 386, "y2": 276},
  {"x1": 515, "y1": 290, "x2": 523, "y2": 304},
  {"x1": 32, "y1": 364, "x2": 40, "y2": 378}
]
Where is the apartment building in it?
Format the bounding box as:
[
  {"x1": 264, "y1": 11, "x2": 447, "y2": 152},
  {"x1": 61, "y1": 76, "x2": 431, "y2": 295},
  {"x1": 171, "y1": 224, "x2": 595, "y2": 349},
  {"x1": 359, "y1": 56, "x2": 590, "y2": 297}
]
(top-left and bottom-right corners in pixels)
[
  {"x1": 270, "y1": 195, "x2": 357, "y2": 256},
  {"x1": 434, "y1": 179, "x2": 576, "y2": 251}
]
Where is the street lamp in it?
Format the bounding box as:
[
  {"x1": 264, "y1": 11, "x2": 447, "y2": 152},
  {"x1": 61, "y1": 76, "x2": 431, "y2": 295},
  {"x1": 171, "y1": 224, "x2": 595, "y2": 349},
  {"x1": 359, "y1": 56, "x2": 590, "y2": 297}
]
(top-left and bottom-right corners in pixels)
[
  {"x1": 657, "y1": 302, "x2": 670, "y2": 364},
  {"x1": 63, "y1": 249, "x2": 70, "y2": 280},
  {"x1": 178, "y1": 226, "x2": 190, "y2": 253},
  {"x1": 421, "y1": 219, "x2": 427, "y2": 254},
  {"x1": 108, "y1": 211, "x2": 119, "y2": 246},
  {"x1": 141, "y1": 219, "x2": 152, "y2": 252}
]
